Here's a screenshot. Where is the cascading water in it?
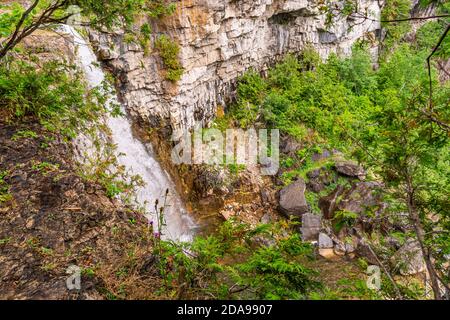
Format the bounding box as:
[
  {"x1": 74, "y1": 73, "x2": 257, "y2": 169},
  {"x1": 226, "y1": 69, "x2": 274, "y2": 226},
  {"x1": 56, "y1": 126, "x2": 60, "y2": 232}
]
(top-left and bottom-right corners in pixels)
[{"x1": 62, "y1": 25, "x2": 196, "y2": 242}]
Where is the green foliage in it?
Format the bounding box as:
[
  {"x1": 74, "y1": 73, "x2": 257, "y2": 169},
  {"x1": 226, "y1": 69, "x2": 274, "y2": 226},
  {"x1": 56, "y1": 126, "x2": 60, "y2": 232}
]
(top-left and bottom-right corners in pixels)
[
  {"x1": 106, "y1": 182, "x2": 124, "y2": 198},
  {"x1": 39, "y1": 246, "x2": 54, "y2": 256},
  {"x1": 356, "y1": 46, "x2": 449, "y2": 281},
  {"x1": 231, "y1": 49, "x2": 377, "y2": 147},
  {"x1": 232, "y1": 43, "x2": 447, "y2": 167},
  {"x1": 155, "y1": 34, "x2": 184, "y2": 82},
  {"x1": 0, "y1": 2, "x2": 27, "y2": 38},
  {"x1": 82, "y1": 267, "x2": 96, "y2": 278},
  {"x1": 381, "y1": 0, "x2": 412, "y2": 47},
  {"x1": 69, "y1": 0, "x2": 175, "y2": 29},
  {"x1": 79, "y1": 143, "x2": 145, "y2": 200},
  {"x1": 333, "y1": 44, "x2": 377, "y2": 95},
  {"x1": 234, "y1": 233, "x2": 319, "y2": 299},
  {"x1": 154, "y1": 221, "x2": 320, "y2": 299},
  {"x1": 31, "y1": 161, "x2": 60, "y2": 176},
  {"x1": 380, "y1": 0, "x2": 450, "y2": 56},
  {"x1": 230, "y1": 39, "x2": 449, "y2": 297},
  {"x1": 415, "y1": 1, "x2": 450, "y2": 59},
  {"x1": 333, "y1": 210, "x2": 359, "y2": 232},
  {"x1": 227, "y1": 163, "x2": 246, "y2": 175},
  {"x1": 139, "y1": 23, "x2": 152, "y2": 56},
  {"x1": 0, "y1": 1, "x2": 177, "y2": 60},
  {"x1": 281, "y1": 157, "x2": 295, "y2": 169},
  {"x1": 0, "y1": 57, "x2": 137, "y2": 200},
  {"x1": 0, "y1": 237, "x2": 12, "y2": 245},
  {"x1": 11, "y1": 129, "x2": 38, "y2": 140},
  {"x1": 0, "y1": 60, "x2": 105, "y2": 138},
  {"x1": 145, "y1": 0, "x2": 177, "y2": 18},
  {"x1": 237, "y1": 69, "x2": 267, "y2": 105},
  {"x1": 333, "y1": 278, "x2": 381, "y2": 300}
]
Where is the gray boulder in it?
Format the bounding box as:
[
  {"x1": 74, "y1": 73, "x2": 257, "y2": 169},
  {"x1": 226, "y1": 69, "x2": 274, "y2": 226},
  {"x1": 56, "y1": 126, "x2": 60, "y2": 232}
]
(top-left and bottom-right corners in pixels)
[
  {"x1": 278, "y1": 179, "x2": 309, "y2": 218},
  {"x1": 301, "y1": 213, "x2": 322, "y2": 241},
  {"x1": 318, "y1": 233, "x2": 334, "y2": 248},
  {"x1": 306, "y1": 167, "x2": 337, "y2": 193},
  {"x1": 319, "y1": 181, "x2": 383, "y2": 220},
  {"x1": 334, "y1": 160, "x2": 366, "y2": 180},
  {"x1": 311, "y1": 149, "x2": 332, "y2": 162}
]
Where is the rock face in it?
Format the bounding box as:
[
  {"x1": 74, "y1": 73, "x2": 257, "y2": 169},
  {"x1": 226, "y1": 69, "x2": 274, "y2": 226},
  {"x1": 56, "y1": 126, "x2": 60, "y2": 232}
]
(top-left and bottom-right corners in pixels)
[
  {"x1": 278, "y1": 178, "x2": 309, "y2": 218},
  {"x1": 334, "y1": 159, "x2": 366, "y2": 180},
  {"x1": 91, "y1": 0, "x2": 381, "y2": 135}
]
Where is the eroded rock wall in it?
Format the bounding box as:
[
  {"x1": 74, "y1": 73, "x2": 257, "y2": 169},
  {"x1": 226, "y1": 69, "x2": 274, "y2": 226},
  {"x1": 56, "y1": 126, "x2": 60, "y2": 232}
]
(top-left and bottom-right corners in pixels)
[{"x1": 91, "y1": 0, "x2": 381, "y2": 137}]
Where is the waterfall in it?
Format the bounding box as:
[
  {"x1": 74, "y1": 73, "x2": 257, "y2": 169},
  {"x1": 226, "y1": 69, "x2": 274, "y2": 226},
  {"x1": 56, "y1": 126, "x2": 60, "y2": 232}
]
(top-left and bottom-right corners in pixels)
[{"x1": 62, "y1": 25, "x2": 196, "y2": 242}]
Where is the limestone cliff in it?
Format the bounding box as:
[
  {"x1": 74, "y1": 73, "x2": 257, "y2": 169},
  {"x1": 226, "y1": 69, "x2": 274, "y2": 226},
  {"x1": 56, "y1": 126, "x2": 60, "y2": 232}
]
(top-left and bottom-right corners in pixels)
[{"x1": 90, "y1": 0, "x2": 381, "y2": 136}]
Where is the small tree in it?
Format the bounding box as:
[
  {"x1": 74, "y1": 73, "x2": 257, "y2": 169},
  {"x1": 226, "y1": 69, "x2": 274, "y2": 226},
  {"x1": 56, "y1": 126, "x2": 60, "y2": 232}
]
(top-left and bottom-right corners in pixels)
[
  {"x1": 0, "y1": 0, "x2": 176, "y2": 61},
  {"x1": 353, "y1": 46, "x2": 449, "y2": 299}
]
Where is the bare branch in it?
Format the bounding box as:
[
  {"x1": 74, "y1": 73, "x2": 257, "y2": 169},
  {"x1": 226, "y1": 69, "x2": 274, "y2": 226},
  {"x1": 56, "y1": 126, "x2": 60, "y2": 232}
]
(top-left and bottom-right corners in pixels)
[{"x1": 350, "y1": 12, "x2": 450, "y2": 23}]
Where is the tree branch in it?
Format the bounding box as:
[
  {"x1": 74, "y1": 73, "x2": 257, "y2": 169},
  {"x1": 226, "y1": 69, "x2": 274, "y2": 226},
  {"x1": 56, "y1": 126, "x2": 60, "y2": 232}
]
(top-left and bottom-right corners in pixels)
[
  {"x1": 0, "y1": 0, "x2": 40, "y2": 60},
  {"x1": 351, "y1": 12, "x2": 450, "y2": 23},
  {"x1": 426, "y1": 24, "x2": 450, "y2": 111}
]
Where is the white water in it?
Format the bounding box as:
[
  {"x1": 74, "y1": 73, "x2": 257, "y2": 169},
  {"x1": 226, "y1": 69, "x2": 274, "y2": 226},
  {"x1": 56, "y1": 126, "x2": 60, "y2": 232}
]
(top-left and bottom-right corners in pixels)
[{"x1": 63, "y1": 25, "x2": 196, "y2": 242}]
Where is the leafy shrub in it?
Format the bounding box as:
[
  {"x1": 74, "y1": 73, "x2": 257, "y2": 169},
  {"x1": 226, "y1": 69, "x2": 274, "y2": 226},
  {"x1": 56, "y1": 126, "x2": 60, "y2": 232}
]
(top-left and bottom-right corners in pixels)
[
  {"x1": 0, "y1": 60, "x2": 105, "y2": 138},
  {"x1": 234, "y1": 233, "x2": 319, "y2": 299},
  {"x1": 155, "y1": 34, "x2": 184, "y2": 82},
  {"x1": 381, "y1": 0, "x2": 412, "y2": 46},
  {"x1": 416, "y1": 18, "x2": 450, "y2": 57},
  {"x1": 237, "y1": 69, "x2": 267, "y2": 105},
  {"x1": 139, "y1": 23, "x2": 152, "y2": 56},
  {"x1": 334, "y1": 45, "x2": 377, "y2": 95},
  {"x1": 0, "y1": 171, "x2": 12, "y2": 204},
  {"x1": 154, "y1": 221, "x2": 320, "y2": 299}
]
